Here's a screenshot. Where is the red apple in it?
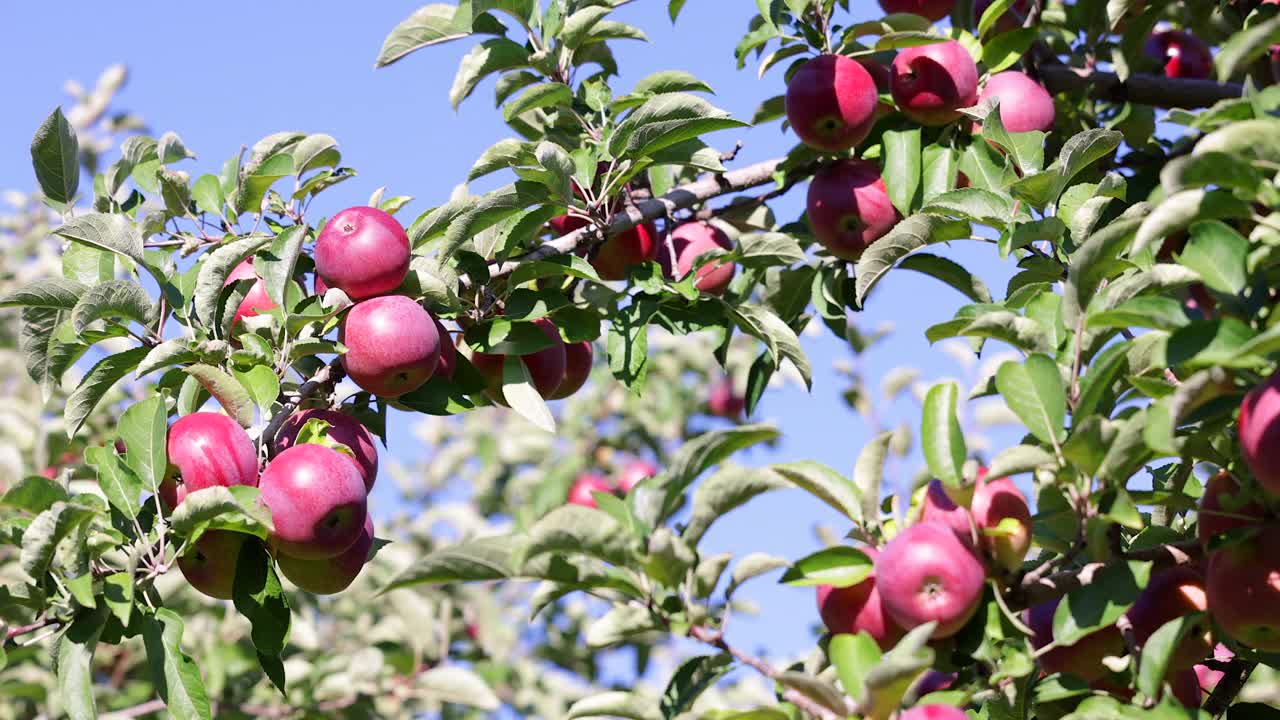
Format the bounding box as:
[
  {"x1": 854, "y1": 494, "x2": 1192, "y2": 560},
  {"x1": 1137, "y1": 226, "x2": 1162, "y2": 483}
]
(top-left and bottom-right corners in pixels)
[
  {"x1": 658, "y1": 222, "x2": 736, "y2": 296},
  {"x1": 1239, "y1": 370, "x2": 1280, "y2": 496},
  {"x1": 806, "y1": 159, "x2": 900, "y2": 261},
  {"x1": 815, "y1": 546, "x2": 904, "y2": 650},
  {"x1": 313, "y1": 274, "x2": 329, "y2": 296},
  {"x1": 340, "y1": 295, "x2": 441, "y2": 397},
  {"x1": 784, "y1": 54, "x2": 879, "y2": 152},
  {"x1": 315, "y1": 206, "x2": 411, "y2": 300},
  {"x1": 707, "y1": 377, "x2": 745, "y2": 419},
  {"x1": 891, "y1": 40, "x2": 979, "y2": 126},
  {"x1": 877, "y1": 522, "x2": 986, "y2": 638},
  {"x1": 275, "y1": 408, "x2": 379, "y2": 492},
  {"x1": 276, "y1": 513, "x2": 374, "y2": 595},
  {"x1": 879, "y1": 0, "x2": 953, "y2": 21},
  {"x1": 259, "y1": 444, "x2": 368, "y2": 560},
  {"x1": 617, "y1": 459, "x2": 659, "y2": 494},
  {"x1": 1170, "y1": 668, "x2": 1202, "y2": 709},
  {"x1": 970, "y1": 473, "x2": 1033, "y2": 573},
  {"x1": 1197, "y1": 470, "x2": 1265, "y2": 547},
  {"x1": 1125, "y1": 566, "x2": 1212, "y2": 670},
  {"x1": 549, "y1": 340, "x2": 592, "y2": 400},
  {"x1": 976, "y1": 72, "x2": 1055, "y2": 133},
  {"x1": 1024, "y1": 596, "x2": 1125, "y2": 682},
  {"x1": 897, "y1": 705, "x2": 968, "y2": 720},
  {"x1": 470, "y1": 317, "x2": 568, "y2": 400},
  {"x1": 1206, "y1": 526, "x2": 1280, "y2": 651},
  {"x1": 178, "y1": 530, "x2": 251, "y2": 600},
  {"x1": 224, "y1": 259, "x2": 277, "y2": 331},
  {"x1": 1144, "y1": 30, "x2": 1214, "y2": 80},
  {"x1": 919, "y1": 479, "x2": 975, "y2": 548},
  {"x1": 567, "y1": 473, "x2": 614, "y2": 508},
  {"x1": 161, "y1": 412, "x2": 259, "y2": 511},
  {"x1": 593, "y1": 223, "x2": 661, "y2": 281}
]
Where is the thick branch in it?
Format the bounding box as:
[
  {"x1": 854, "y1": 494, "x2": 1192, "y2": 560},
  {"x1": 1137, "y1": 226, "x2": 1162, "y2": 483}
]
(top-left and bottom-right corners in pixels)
[
  {"x1": 1040, "y1": 65, "x2": 1243, "y2": 110},
  {"x1": 1010, "y1": 540, "x2": 1202, "y2": 611}
]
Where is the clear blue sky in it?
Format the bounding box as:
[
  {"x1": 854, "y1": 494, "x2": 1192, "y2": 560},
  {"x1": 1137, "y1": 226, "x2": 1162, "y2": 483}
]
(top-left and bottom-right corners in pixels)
[{"x1": 0, "y1": 1, "x2": 1026, "y2": 670}]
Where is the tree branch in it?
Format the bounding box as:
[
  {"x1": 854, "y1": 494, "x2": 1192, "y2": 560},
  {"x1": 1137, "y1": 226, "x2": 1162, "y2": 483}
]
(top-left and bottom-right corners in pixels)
[
  {"x1": 1040, "y1": 65, "x2": 1243, "y2": 110},
  {"x1": 259, "y1": 357, "x2": 346, "y2": 457},
  {"x1": 1204, "y1": 659, "x2": 1256, "y2": 717},
  {"x1": 5, "y1": 617, "x2": 61, "y2": 642}
]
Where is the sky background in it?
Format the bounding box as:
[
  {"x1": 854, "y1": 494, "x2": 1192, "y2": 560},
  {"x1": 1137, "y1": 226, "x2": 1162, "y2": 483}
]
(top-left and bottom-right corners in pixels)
[{"x1": 0, "y1": 0, "x2": 1029, "y2": 688}]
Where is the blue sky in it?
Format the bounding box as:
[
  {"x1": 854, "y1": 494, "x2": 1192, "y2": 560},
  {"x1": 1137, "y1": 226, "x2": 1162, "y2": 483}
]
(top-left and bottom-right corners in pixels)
[{"x1": 0, "y1": 1, "x2": 1027, "y2": 671}]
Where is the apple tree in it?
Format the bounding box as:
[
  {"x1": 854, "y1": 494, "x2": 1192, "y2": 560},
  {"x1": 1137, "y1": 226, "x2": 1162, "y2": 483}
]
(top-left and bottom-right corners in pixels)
[{"x1": 6, "y1": 0, "x2": 1280, "y2": 718}]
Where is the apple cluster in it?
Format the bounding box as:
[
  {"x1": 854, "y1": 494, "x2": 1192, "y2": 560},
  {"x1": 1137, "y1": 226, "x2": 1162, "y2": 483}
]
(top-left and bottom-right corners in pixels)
[
  {"x1": 163, "y1": 409, "x2": 378, "y2": 598},
  {"x1": 566, "y1": 458, "x2": 659, "y2": 508},
  {"x1": 816, "y1": 470, "x2": 1032, "y2": 650}
]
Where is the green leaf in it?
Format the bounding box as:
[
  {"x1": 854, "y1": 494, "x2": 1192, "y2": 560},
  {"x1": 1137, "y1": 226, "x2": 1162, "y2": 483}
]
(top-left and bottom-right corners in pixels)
[
  {"x1": 780, "y1": 546, "x2": 873, "y2": 588},
  {"x1": 61, "y1": 243, "x2": 114, "y2": 286},
  {"x1": 503, "y1": 82, "x2": 573, "y2": 121},
  {"x1": 182, "y1": 364, "x2": 255, "y2": 427},
  {"x1": 854, "y1": 214, "x2": 971, "y2": 303},
  {"x1": 981, "y1": 27, "x2": 1038, "y2": 73},
  {"x1": 661, "y1": 654, "x2": 733, "y2": 719},
  {"x1": 736, "y1": 232, "x2": 806, "y2": 267},
  {"x1": 103, "y1": 572, "x2": 133, "y2": 627},
  {"x1": 521, "y1": 505, "x2": 636, "y2": 567},
  {"x1": 922, "y1": 187, "x2": 1017, "y2": 227},
  {"x1": 568, "y1": 693, "x2": 663, "y2": 720},
  {"x1": 1011, "y1": 129, "x2": 1122, "y2": 209},
  {"x1": 608, "y1": 299, "x2": 656, "y2": 390},
  {"x1": 236, "y1": 153, "x2": 294, "y2": 213},
  {"x1": 169, "y1": 486, "x2": 272, "y2": 541},
  {"x1": 71, "y1": 280, "x2": 155, "y2": 335},
  {"x1": 882, "y1": 128, "x2": 922, "y2": 218},
  {"x1": 829, "y1": 632, "x2": 882, "y2": 705},
  {"x1": 633, "y1": 70, "x2": 714, "y2": 96},
  {"x1": 86, "y1": 446, "x2": 143, "y2": 520},
  {"x1": 922, "y1": 381, "x2": 966, "y2": 489},
  {"x1": 1131, "y1": 189, "x2": 1251, "y2": 255},
  {"x1": 1215, "y1": 14, "x2": 1280, "y2": 83},
  {"x1": 561, "y1": 5, "x2": 611, "y2": 47},
  {"x1": 1, "y1": 475, "x2": 69, "y2": 514},
  {"x1": 728, "y1": 303, "x2": 811, "y2": 389},
  {"x1": 682, "y1": 467, "x2": 786, "y2": 545},
  {"x1": 1177, "y1": 220, "x2": 1247, "y2": 295},
  {"x1": 191, "y1": 174, "x2": 226, "y2": 217},
  {"x1": 21, "y1": 501, "x2": 100, "y2": 581},
  {"x1": 136, "y1": 339, "x2": 196, "y2": 378},
  {"x1": 898, "y1": 253, "x2": 991, "y2": 303},
  {"x1": 468, "y1": 138, "x2": 533, "y2": 181},
  {"x1": 31, "y1": 107, "x2": 79, "y2": 205},
  {"x1": 231, "y1": 365, "x2": 280, "y2": 414},
  {"x1": 852, "y1": 432, "x2": 892, "y2": 529},
  {"x1": 254, "y1": 225, "x2": 307, "y2": 308},
  {"x1": 376, "y1": 4, "x2": 474, "y2": 67},
  {"x1": 611, "y1": 93, "x2": 746, "y2": 158},
  {"x1": 772, "y1": 460, "x2": 864, "y2": 523},
  {"x1": 995, "y1": 354, "x2": 1065, "y2": 448},
  {"x1": 417, "y1": 666, "x2": 502, "y2": 711},
  {"x1": 1053, "y1": 560, "x2": 1150, "y2": 645},
  {"x1": 1137, "y1": 615, "x2": 1206, "y2": 699},
  {"x1": 120, "y1": 395, "x2": 167, "y2": 492},
  {"x1": 232, "y1": 540, "x2": 291, "y2": 659},
  {"x1": 66, "y1": 347, "x2": 149, "y2": 438},
  {"x1": 193, "y1": 235, "x2": 270, "y2": 328},
  {"x1": 143, "y1": 608, "x2": 213, "y2": 720},
  {"x1": 500, "y1": 355, "x2": 555, "y2": 432},
  {"x1": 381, "y1": 535, "x2": 519, "y2": 591},
  {"x1": 921, "y1": 145, "x2": 959, "y2": 203},
  {"x1": 660, "y1": 425, "x2": 780, "y2": 517},
  {"x1": 0, "y1": 278, "x2": 87, "y2": 309},
  {"x1": 56, "y1": 608, "x2": 107, "y2": 720},
  {"x1": 451, "y1": 38, "x2": 531, "y2": 109},
  {"x1": 52, "y1": 213, "x2": 144, "y2": 264},
  {"x1": 987, "y1": 444, "x2": 1058, "y2": 478}
]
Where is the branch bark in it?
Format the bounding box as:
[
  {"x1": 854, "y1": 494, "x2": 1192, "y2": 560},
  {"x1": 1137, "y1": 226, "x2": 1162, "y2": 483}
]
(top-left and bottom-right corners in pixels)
[
  {"x1": 1040, "y1": 65, "x2": 1243, "y2": 110},
  {"x1": 259, "y1": 357, "x2": 346, "y2": 457},
  {"x1": 1204, "y1": 659, "x2": 1256, "y2": 717}
]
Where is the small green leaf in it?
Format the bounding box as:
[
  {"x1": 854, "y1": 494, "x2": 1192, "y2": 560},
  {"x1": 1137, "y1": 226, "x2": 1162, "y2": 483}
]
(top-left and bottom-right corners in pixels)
[
  {"x1": 31, "y1": 107, "x2": 80, "y2": 204},
  {"x1": 780, "y1": 546, "x2": 874, "y2": 588},
  {"x1": 922, "y1": 381, "x2": 966, "y2": 489},
  {"x1": 66, "y1": 347, "x2": 150, "y2": 438},
  {"x1": 882, "y1": 128, "x2": 922, "y2": 218},
  {"x1": 182, "y1": 364, "x2": 255, "y2": 427},
  {"x1": 143, "y1": 608, "x2": 213, "y2": 720},
  {"x1": 56, "y1": 608, "x2": 107, "y2": 720}
]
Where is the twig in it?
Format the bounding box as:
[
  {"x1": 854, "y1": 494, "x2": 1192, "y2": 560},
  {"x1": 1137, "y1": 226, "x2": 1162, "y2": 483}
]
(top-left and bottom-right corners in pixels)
[
  {"x1": 5, "y1": 617, "x2": 61, "y2": 641},
  {"x1": 1203, "y1": 659, "x2": 1256, "y2": 717},
  {"x1": 690, "y1": 625, "x2": 845, "y2": 720},
  {"x1": 101, "y1": 699, "x2": 167, "y2": 719},
  {"x1": 258, "y1": 358, "x2": 345, "y2": 457}
]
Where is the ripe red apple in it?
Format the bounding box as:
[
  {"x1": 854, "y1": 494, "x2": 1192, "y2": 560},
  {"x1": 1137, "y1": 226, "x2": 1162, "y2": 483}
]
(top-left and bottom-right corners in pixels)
[
  {"x1": 313, "y1": 274, "x2": 329, "y2": 296},
  {"x1": 879, "y1": 0, "x2": 953, "y2": 21},
  {"x1": 340, "y1": 295, "x2": 441, "y2": 397},
  {"x1": 707, "y1": 377, "x2": 746, "y2": 419},
  {"x1": 970, "y1": 473, "x2": 1033, "y2": 573},
  {"x1": 1125, "y1": 566, "x2": 1212, "y2": 670},
  {"x1": 897, "y1": 705, "x2": 968, "y2": 720},
  {"x1": 259, "y1": 444, "x2": 368, "y2": 560},
  {"x1": 434, "y1": 318, "x2": 457, "y2": 380},
  {"x1": 224, "y1": 259, "x2": 277, "y2": 331},
  {"x1": 876, "y1": 522, "x2": 986, "y2": 638},
  {"x1": 161, "y1": 412, "x2": 259, "y2": 510},
  {"x1": 890, "y1": 40, "x2": 979, "y2": 126},
  {"x1": 276, "y1": 513, "x2": 374, "y2": 594},
  {"x1": 470, "y1": 317, "x2": 568, "y2": 400},
  {"x1": 806, "y1": 159, "x2": 900, "y2": 261},
  {"x1": 815, "y1": 546, "x2": 904, "y2": 650},
  {"x1": 1170, "y1": 668, "x2": 1203, "y2": 709},
  {"x1": 567, "y1": 473, "x2": 614, "y2": 508},
  {"x1": 1239, "y1": 370, "x2": 1280, "y2": 496},
  {"x1": 1144, "y1": 30, "x2": 1214, "y2": 80},
  {"x1": 1206, "y1": 526, "x2": 1280, "y2": 651},
  {"x1": 658, "y1": 222, "x2": 736, "y2": 296},
  {"x1": 975, "y1": 72, "x2": 1055, "y2": 133},
  {"x1": 1197, "y1": 470, "x2": 1265, "y2": 547},
  {"x1": 1023, "y1": 596, "x2": 1125, "y2": 682},
  {"x1": 178, "y1": 530, "x2": 250, "y2": 600},
  {"x1": 784, "y1": 54, "x2": 879, "y2": 152},
  {"x1": 919, "y1": 479, "x2": 975, "y2": 548},
  {"x1": 593, "y1": 223, "x2": 661, "y2": 281},
  {"x1": 315, "y1": 206, "x2": 411, "y2": 300},
  {"x1": 549, "y1": 340, "x2": 592, "y2": 400},
  {"x1": 617, "y1": 459, "x2": 659, "y2": 494},
  {"x1": 548, "y1": 214, "x2": 589, "y2": 237},
  {"x1": 1194, "y1": 644, "x2": 1233, "y2": 694},
  {"x1": 275, "y1": 408, "x2": 379, "y2": 492}
]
